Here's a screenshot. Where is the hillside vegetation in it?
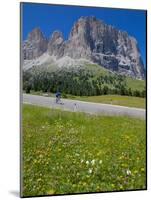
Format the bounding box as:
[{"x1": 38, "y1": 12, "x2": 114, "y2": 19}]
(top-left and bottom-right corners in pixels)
[{"x1": 23, "y1": 63, "x2": 146, "y2": 98}]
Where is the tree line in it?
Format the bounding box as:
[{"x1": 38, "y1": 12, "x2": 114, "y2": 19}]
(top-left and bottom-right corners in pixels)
[{"x1": 23, "y1": 67, "x2": 146, "y2": 98}]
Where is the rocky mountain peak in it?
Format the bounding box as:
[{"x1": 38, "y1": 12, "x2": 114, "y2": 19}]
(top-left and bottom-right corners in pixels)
[
  {"x1": 65, "y1": 16, "x2": 145, "y2": 78},
  {"x1": 23, "y1": 27, "x2": 48, "y2": 60},
  {"x1": 48, "y1": 31, "x2": 64, "y2": 57},
  {"x1": 27, "y1": 27, "x2": 44, "y2": 41},
  {"x1": 23, "y1": 17, "x2": 145, "y2": 79},
  {"x1": 69, "y1": 16, "x2": 102, "y2": 38},
  {"x1": 50, "y1": 31, "x2": 63, "y2": 41}
]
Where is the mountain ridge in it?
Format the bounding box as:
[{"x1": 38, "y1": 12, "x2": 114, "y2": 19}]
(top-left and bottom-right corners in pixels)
[{"x1": 23, "y1": 16, "x2": 145, "y2": 80}]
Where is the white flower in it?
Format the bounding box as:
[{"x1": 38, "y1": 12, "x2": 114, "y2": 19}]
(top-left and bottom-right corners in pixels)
[
  {"x1": 91, "y1": 159, "x2": 95, "y2": 165},
  {"x1": 86, "y1": 160, "x2": 89, "y2": 165},
  {"x1": 81, "y1": 159, "x2": 84, "y2": 163},
  {"x1": 126, "y1": 169, "x2": 131, "y2": 176},
  {"x1": 88, "y1": 168, "x2": 93, "y2": 174},
  {"x1": 99, "y1": 160, "x2": 103, "y2": 164}
]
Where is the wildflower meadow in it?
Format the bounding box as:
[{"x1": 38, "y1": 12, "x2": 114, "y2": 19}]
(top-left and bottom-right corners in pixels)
[{"x1": 22, "y1": 104, "x2": 146, "y2": 197}]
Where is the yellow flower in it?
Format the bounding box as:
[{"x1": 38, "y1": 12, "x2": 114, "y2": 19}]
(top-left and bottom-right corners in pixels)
[
  {"x1": 119, "y1": 156, "x2": 124, "y2": 160},
  {"x1": 39, "y1": 154, "x2": 43, "y2": 158},
  {"x1": 96, "y1": 186, "x2": 100, "y2": 190},
  {"x1": 120, "y1": 185, "x2": 123, "y2": 189},
  {"x1": 141, "y1": 168, "x2": 145, "y2": 172},
  {"x1": 83, "y1": 182, "x2": 87, "y2": 186},
  {"x1": 47, "y1": 189, "x2": 55, "y2": 195},
  {"x1": 97, "y1": 151, "x2": 102, "y2": 156}
]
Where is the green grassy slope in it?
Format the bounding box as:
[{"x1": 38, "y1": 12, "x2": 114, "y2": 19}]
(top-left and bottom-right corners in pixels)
[
  {"x1": 22, "y1": 104, "x2": 146, "y2": 197},
  {"x1": 67, "y1": 94, "x2": 146, "y2": 108},
  {"x1": 83, "y1": 63, "x2": 110, "y2": 75},
  {"x1": 84, "y1": 62, "x2": 145, "y2": 92},
  {"x1": 126, "y1": 77, "x2": 145, "y2": 91}
]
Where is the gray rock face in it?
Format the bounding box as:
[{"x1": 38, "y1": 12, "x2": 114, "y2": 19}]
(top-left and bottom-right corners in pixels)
[
  {"x1": 23, "y1": 16, "x2": 145, "y2": 79},
  {"x1": 63, "y1": 16, "x2": 145, "y2": 79},
  {"x1": 23, "y1": 28, "x2": 48, "y2": 59},
  {"x1": 48, "y1": 31, "x2": 64, "y2": 58}
]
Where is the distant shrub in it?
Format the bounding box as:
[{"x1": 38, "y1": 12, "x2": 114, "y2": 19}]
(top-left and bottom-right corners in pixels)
[
  {"x1": 62, "y1": 93, "x2": 67, "y2": 98},
  {"x1": 23, "y1": 81, "x2": 31, "y2": 94},
  {"x1": 133, "y1": 90, "x2": 141, "y2": 97}
]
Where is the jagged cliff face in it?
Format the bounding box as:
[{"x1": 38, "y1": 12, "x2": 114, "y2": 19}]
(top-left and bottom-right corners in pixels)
[
  {"x1": 22, "y1": 16, "x2": 145, "y2": 79},
  {"x1": 23, "y1": 28, "x2": 48, "y2": 59},
  {"x1": 48, "y1": 31, "x2": 64, "y2": 57}
]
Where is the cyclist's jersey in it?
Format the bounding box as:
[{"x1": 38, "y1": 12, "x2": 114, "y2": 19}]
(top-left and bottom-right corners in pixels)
[{"x1": 56, "y1": 92, "x2": 61, "y2": 97}]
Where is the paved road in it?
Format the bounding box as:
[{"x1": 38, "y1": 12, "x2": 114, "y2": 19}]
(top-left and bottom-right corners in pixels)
[{"x1": 23, "y1": 94, "x2": 145, "y2": 119}]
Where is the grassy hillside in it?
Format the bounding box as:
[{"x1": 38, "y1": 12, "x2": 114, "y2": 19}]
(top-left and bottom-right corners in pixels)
[
  {"x1": 22, "y1": 104, "x2": 146, "y2": 197},
  {"x1": 83, "y1": 63, "x2": 110, "y2": 75},
  {"x1": 126, "y1": 77, "x2": 145, "y2": 91},
  {"x1": 23, "y1": 62, "x2": 146, "y2": 99},
  {"x1": 85, "y1": 63, "x2": 146, "y2": 92}
]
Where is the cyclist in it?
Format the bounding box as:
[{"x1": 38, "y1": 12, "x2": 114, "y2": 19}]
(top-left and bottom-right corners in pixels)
[{"x1": 55, "y1": 91, "x2": 61, "y2": 103}]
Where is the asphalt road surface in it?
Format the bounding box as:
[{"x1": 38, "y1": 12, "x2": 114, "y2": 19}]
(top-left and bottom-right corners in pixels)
[{"x1": 23, "y1": 94, "x2": 145, "y2": 119}]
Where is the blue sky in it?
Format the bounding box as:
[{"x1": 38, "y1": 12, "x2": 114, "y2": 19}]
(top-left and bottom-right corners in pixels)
[{"x1": 22, "y1": 3, "x2": 146, "y2": 67}]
